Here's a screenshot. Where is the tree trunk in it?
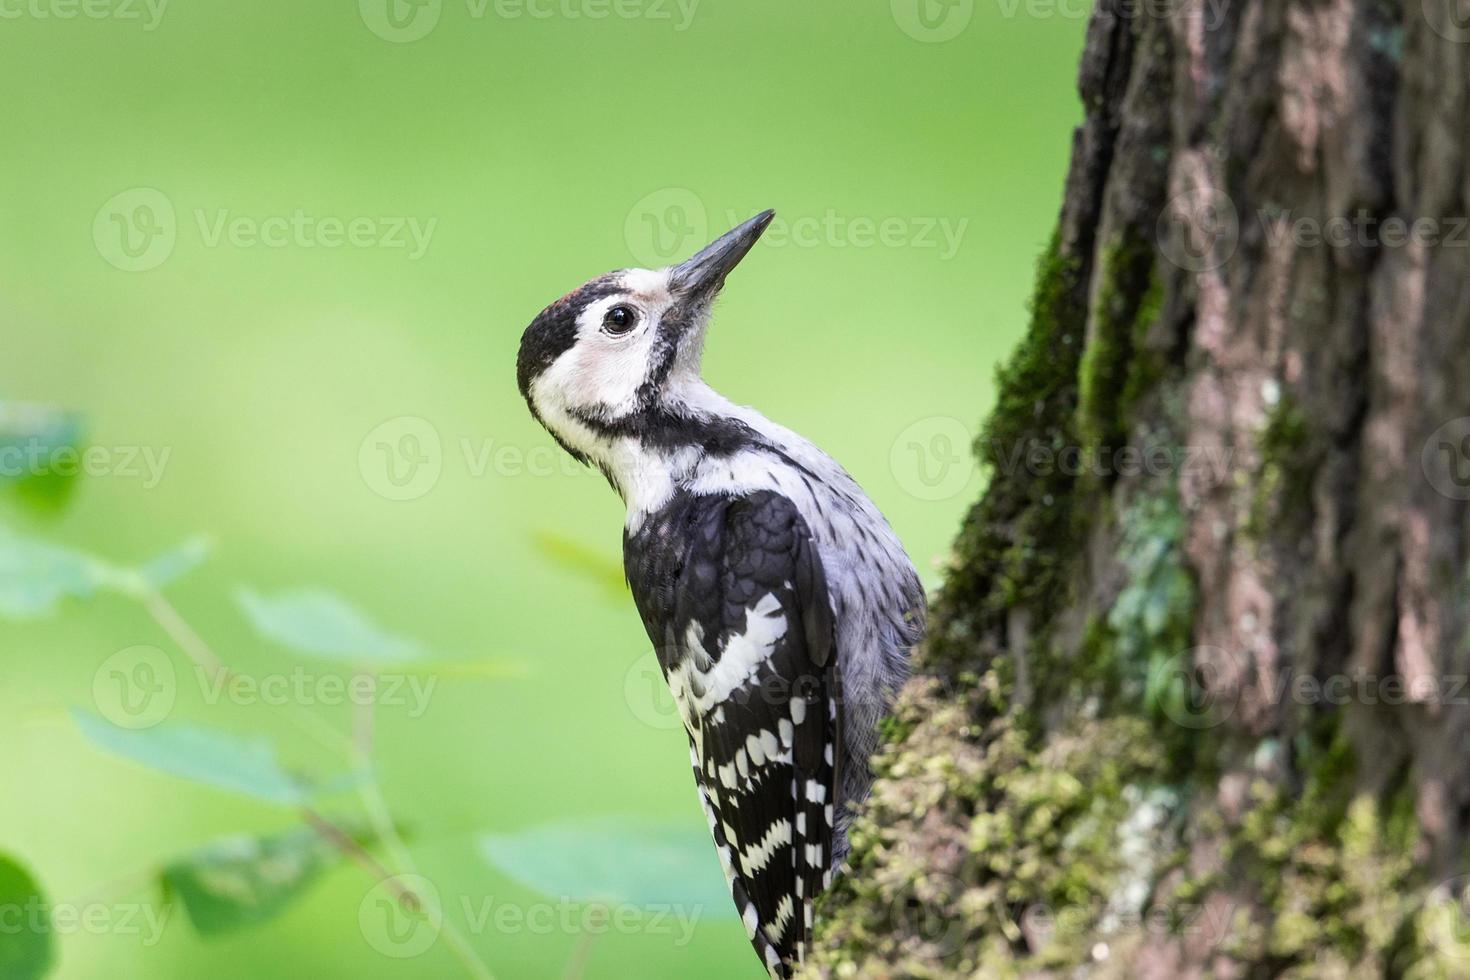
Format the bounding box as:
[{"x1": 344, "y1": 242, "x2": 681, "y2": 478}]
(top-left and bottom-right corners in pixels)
[{"x1": 802, "y1": 1, "x2": 1470, "y2": 976}]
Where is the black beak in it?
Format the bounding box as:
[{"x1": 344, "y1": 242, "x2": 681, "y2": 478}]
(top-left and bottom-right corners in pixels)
[{"x1": 669, "y1": 209, "x2": 775, "y2": 299}]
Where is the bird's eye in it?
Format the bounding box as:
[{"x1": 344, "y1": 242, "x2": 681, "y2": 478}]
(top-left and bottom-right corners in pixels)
[{"x1": 602, "y1": 305, "x2": 639, "y2": 336}]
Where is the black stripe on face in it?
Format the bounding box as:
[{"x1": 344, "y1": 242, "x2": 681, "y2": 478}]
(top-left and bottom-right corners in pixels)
[
  {"x1": 515, "y1": 276, "x2": 623, "y2": 401},
  {"x1": 634, "y1": 300, "x2": 700, "y2": 409},
  {"x1": 570, "y1": 402, "x2": 759, "y2": 457},
  {"x1": 517, "y1": 276, "x2": 626, "y2": 465}
]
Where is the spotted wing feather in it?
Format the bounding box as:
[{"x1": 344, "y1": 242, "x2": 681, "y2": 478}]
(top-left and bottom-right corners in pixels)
[{"x1": 626, "y1": 490, "x2": 838, "y2": 977}]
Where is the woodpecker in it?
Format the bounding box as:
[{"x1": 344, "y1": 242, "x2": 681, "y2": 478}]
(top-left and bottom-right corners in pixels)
[{"x1": 516, "y1": 210, "x2": 925, "y2": 977}]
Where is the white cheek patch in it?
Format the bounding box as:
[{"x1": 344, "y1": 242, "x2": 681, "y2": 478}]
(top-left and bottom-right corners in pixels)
[
  {"x1": 564, "y1": 326, "x2": 656, "y2": 416},
  {"x1": 534, "y1": 311, "x2": 648, "y2": 418},
  {"x1": 536, "y1": 277, "x2": 675, "y2": 421}
]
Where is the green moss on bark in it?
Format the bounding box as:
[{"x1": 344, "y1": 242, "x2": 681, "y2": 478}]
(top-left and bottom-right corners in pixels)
[
  {"x1": 1247, "y1": 399, "x2": 1316, "y2": 539},
  {"x1": 1212, "y1": 779, "x2": 1432, "y2": 974},
  {"x1": 932, "y1": 232, "x2": 1089, "y2": 673},
  {"x1": 802, "y1": 674, "x2": 1172, "y2": 979},
  {"x1": 1076, "y1": 232, "x2": 1163, "y2": 459}
]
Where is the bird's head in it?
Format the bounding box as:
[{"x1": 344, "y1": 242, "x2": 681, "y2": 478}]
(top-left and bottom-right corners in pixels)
[{"x1": 516, "y1": 209, "x2": 774, "y2": 471}]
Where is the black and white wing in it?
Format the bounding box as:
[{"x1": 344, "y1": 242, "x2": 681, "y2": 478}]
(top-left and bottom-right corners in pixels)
[{"x1": 626, "y1": 490, "x2": 839, "y2": 978}]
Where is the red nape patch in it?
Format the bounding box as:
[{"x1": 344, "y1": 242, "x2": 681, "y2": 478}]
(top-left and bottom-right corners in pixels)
[
  {"x1": 541, "y1": 273, "x2": 620, "y2": 318},
  {"x1": 546, "y1": 276, "x2": 608, "y2": 314}
]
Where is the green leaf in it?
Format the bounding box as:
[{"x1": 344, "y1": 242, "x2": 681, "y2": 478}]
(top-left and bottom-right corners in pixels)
[
  {"x1": 139, "y1": 537, "x2": 212, "y2": 590},
  {"x1": 72, "y1": 710, "x2": 308, "y2": 805},
  {"x1": 477, "y1": 817, "x2": 735, "y2": 915},
  {"x1": 0, "y1": 854, "x2": 53, "y2": 980},
  {"x1": 0, "y1": 402, "x2": 85, "y2": 513},
  {"x1": 234, "y1": 587, "x2": 426, "y2": 664},
  {"x1": 0, "y1": 530, "x2": 210, "y2": 619},
  {"x1": 162, "y1": 826, "x2": 344, "y2": 937},
  {"x1": 531, "y1": 531, "x2": 628, "y2": 600},
  {"x1": 0, "y1": 530, "x2": 112, "y2": 620}
]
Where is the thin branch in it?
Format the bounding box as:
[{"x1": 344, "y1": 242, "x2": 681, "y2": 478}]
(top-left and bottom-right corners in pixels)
[
  {"x1": 561, "y1": 926, "x2": 603, "y2": 980},
  {"x1": 138, "y1": 587, "x2": 228, "y2": 680},
  {"x1": 133, "y1": 592, "x2": 494, "y2": 980},
  {"x1": 301, "y1": 807, "x2": 413, "y2": 904},
  {"x1": 350, "y1": 682, "x2": 496, "y2": 980},
  {"x1": 137, "y1": 585, "x2": 350, "y2": 754}
]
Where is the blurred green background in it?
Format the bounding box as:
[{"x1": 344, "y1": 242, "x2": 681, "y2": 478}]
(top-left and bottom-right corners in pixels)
[{"x1": 0, "y1": 1, "x2": 1085, "y2": 977}]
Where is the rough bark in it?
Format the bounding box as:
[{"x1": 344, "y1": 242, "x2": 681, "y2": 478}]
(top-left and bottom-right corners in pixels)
[{"x1": 802, "y1": 1, "x2": 1470, "y2": 976}]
